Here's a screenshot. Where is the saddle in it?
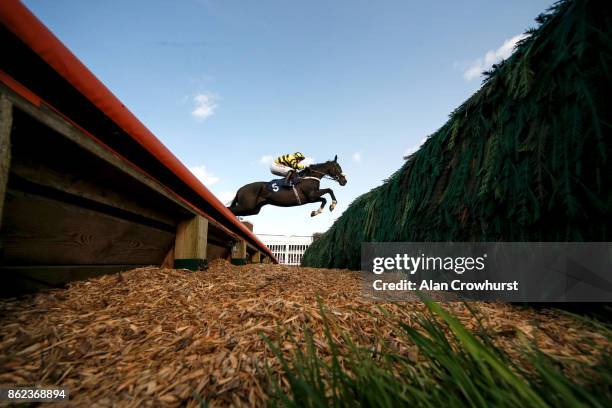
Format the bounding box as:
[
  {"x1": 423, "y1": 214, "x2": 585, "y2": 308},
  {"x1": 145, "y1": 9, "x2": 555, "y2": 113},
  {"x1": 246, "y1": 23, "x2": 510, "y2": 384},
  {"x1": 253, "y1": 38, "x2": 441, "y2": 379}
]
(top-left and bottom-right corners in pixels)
[{"x1": 266, "y1": 176, "x2": 301, "y2": 192}]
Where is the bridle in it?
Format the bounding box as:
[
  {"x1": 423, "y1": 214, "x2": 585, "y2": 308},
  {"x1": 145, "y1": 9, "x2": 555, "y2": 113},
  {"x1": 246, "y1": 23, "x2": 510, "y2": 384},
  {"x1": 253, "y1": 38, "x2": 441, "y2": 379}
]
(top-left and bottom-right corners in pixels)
[{"x1": 302, "y1": 167, "x2": 346, "y2": 183}]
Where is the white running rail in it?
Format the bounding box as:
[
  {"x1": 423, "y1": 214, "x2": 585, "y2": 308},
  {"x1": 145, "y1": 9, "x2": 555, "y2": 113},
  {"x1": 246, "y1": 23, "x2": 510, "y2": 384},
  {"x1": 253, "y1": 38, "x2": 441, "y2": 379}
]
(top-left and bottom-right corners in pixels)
[{"x1": 256, "y1": 234, "x2": 314, "y2": 266}]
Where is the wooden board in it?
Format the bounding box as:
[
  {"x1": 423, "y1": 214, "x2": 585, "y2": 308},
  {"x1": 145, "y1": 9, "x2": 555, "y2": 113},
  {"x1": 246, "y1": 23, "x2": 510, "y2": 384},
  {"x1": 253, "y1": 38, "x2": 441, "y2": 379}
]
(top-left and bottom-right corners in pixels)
[
  {"x1": 0, "y1": 94, "x2": 11, "y2": 228},
  {"x1": 1, "y1": 84, "x2": 239, "y2": 242},
  {"x1": 2, "y1": 86, "x2": 193, "y2": 217},
  {"x1": 1, "y1": 189, "x2": 174, "y2": 266},
  {"x1": 10, "y1": 159, "x2": 177, "y2": 229},
  {"x1": 206, "y1": 242, "x2": 230, "y2": 261}
]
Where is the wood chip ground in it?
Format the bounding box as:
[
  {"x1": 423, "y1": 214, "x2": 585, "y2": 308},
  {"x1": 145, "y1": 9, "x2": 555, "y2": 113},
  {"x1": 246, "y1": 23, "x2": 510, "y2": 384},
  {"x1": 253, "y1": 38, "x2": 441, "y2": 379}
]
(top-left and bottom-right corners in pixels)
[{"x1": 0, "y1": 260, "x2": 609, "y2": 406}]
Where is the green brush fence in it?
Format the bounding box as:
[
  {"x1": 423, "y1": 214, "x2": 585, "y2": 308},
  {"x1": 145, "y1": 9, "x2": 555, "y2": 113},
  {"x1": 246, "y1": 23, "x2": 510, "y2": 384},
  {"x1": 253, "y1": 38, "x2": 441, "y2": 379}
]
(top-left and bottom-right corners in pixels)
[{"x1": 302, "y1": 0, "x2": 612, "y2": 270}]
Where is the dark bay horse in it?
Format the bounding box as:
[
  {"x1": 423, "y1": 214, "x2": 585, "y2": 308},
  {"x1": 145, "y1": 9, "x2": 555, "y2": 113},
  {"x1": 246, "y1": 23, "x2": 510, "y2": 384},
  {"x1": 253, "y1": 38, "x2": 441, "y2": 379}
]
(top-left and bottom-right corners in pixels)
[{"x1": 228, "y1": 156, "x2": 347, "y2": 217}]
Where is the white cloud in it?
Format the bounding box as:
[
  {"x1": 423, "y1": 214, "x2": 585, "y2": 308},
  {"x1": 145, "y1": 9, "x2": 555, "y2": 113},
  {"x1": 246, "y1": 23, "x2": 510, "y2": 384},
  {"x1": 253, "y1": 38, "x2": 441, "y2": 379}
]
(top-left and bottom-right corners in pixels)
[
  {"x1": 216, "y1": 191, "x2": 235, "y2": 206},
  {"x1": 403, "y1": 138, "x2": 427, "y2": 158},
  {"x1": 189, "y1": 165, "x2": 219, "y2": 186},
  {"x1": 463, "y1": 33, "x2": 528, "y2": 81},
  {"x1": 191, "y1": 93, "x2": 217, "y2": 120},
  {"x1": 352, "y1": 152, "x2": 361, "y2": 162}
]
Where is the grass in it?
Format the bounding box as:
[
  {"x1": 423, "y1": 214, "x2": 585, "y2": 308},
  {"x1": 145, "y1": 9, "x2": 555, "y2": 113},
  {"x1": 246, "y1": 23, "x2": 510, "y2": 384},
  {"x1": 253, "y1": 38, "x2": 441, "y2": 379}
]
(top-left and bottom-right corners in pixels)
[{"x1": 263, "y1": 300, "x2": 612, "y2": 407}]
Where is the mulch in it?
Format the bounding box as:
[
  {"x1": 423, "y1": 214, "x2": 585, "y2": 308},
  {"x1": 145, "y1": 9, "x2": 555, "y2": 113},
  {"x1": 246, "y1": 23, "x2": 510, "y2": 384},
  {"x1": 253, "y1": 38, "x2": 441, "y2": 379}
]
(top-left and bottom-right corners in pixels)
[{"x1": 0, "y1": 260, "x2": 609, "y2": 407}]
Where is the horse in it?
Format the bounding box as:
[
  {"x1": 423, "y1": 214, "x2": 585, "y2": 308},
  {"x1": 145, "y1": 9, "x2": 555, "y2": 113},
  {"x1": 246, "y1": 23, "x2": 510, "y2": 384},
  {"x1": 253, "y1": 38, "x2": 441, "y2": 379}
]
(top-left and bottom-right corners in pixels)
[{"x1": 228, "y1": 155, "x2": 347, "y2": 217}]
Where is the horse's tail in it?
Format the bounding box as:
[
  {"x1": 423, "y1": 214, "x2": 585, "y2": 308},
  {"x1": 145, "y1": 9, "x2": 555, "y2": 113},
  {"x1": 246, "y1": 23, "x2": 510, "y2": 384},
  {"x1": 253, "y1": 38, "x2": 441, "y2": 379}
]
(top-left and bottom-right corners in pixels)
[{"x1": 228, "y1": 194, "x2": 238, "y2": 210}]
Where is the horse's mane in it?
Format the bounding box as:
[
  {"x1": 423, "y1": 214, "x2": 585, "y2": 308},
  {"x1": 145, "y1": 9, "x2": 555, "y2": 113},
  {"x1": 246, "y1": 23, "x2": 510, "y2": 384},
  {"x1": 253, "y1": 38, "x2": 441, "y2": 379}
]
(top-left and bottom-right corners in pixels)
[
  {"x1": 308, "y1": 161, "x2": 332, "y2": 168},
  {"x1": 301, "y1": 160, "x2": 332, "y2": 173},
  {"x1": 300, "y1": 161, "x2": 340, "y2": 179}
]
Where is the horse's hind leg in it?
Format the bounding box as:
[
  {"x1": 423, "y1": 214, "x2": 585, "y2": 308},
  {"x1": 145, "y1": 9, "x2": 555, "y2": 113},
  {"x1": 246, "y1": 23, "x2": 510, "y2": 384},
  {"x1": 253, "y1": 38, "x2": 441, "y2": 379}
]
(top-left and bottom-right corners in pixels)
[
  {"x1": 229, "y1": 199, "x2": 267, "y2": 217},
  {"x1": 230, "y1": 205, "x2": 263, "y2": 217},
  {"x1": 233, "y1": 208, "x2": 261, "y2": 216},
  {"x1": 228, "y1": 183, "x2": 268, "y2": 216}
]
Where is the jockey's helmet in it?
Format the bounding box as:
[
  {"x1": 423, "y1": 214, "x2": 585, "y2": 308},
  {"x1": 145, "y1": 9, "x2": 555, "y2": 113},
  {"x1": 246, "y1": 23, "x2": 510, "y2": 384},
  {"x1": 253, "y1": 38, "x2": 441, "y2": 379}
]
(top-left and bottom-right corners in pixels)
[{"x1": 294, "y1": 152, "x2": 305, "y2": 160}]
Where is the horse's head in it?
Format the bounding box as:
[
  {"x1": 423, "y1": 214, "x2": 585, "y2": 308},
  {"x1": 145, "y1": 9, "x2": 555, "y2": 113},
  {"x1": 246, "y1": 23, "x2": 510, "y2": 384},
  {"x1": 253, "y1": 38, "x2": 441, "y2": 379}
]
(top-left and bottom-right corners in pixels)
[
  {"x1": 326, "y1": 155, "x2": 347, "y2": 186},
  {"x1": 304, "y1": 155, "x2": 347, "y2": 185}
]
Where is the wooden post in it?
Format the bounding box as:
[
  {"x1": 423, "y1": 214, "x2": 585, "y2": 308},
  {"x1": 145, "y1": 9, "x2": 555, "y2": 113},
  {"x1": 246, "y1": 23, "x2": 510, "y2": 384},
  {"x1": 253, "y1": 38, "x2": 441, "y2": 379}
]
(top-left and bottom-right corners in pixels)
[
  {"x1": 0, "y1": 94, "x2": 12, "y2": 229},
  {"x1": 231, "y1": 220, "x2": 252, "y2": 265},
  {"x1": 231, "y1": 239, "x2": 247, "y2": 265},
  {"x1": 174, "y1": 215, "x2": 208, "y2": 270},
  {"x1": 251, "y1": 252, "x2": 261, "y2": 264}
]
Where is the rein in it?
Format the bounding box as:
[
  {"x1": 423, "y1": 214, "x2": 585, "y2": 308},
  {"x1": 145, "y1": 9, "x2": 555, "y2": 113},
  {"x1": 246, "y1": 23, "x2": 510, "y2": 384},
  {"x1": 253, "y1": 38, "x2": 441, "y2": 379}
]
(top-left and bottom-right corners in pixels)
[{"x1": 303, "y1": 168, "x2": 340, "y2": 182}]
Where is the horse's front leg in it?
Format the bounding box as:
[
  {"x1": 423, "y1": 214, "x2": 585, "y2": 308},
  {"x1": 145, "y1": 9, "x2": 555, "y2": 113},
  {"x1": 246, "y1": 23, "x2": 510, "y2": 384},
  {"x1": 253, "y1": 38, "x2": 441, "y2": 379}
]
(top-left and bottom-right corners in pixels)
[
  {"x1": 306, "y1": 191, "x2": 327, "y2": 217},
  {"x1": 318, "y1": 188, "x2": 338, "y2": 211}
]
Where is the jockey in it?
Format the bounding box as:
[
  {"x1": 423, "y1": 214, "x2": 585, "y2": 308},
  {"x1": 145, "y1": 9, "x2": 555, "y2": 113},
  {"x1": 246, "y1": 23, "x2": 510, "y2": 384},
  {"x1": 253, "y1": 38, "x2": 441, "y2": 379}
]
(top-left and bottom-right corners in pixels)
[{"x1": 270, "y1": 152, "x2": 306, "y2": 186}]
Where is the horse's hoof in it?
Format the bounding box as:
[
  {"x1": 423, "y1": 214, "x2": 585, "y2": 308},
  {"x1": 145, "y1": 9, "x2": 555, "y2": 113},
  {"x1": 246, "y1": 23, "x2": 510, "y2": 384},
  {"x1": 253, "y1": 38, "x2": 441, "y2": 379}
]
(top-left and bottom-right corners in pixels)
[
  {"x1": 329, "y1": 204, "x2": 336, "y2": 212},
  {"x1": 311, "y1": 211, "x2": 316, "y2": 217}
]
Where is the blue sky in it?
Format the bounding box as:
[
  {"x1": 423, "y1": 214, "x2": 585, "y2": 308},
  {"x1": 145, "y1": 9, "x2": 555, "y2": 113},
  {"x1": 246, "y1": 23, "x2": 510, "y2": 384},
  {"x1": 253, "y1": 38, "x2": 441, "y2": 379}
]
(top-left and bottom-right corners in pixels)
[{"x1": 24, "y1": 0, "x2": 554, "y2": 236}]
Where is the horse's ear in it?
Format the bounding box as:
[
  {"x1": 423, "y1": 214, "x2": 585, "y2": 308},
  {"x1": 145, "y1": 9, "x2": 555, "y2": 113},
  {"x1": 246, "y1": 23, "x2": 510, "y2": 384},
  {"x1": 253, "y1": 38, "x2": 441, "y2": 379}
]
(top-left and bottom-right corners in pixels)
[{"x1": 334, "y1": 155, "x2": 337, "y2": 162}]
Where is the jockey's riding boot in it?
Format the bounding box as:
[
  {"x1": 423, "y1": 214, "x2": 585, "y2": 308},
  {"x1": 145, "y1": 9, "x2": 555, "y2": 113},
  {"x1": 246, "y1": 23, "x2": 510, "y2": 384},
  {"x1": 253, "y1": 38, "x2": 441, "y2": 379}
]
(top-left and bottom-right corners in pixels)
[{"x1": 284, "y1": 171, "x2": 294, "y2": 187}]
